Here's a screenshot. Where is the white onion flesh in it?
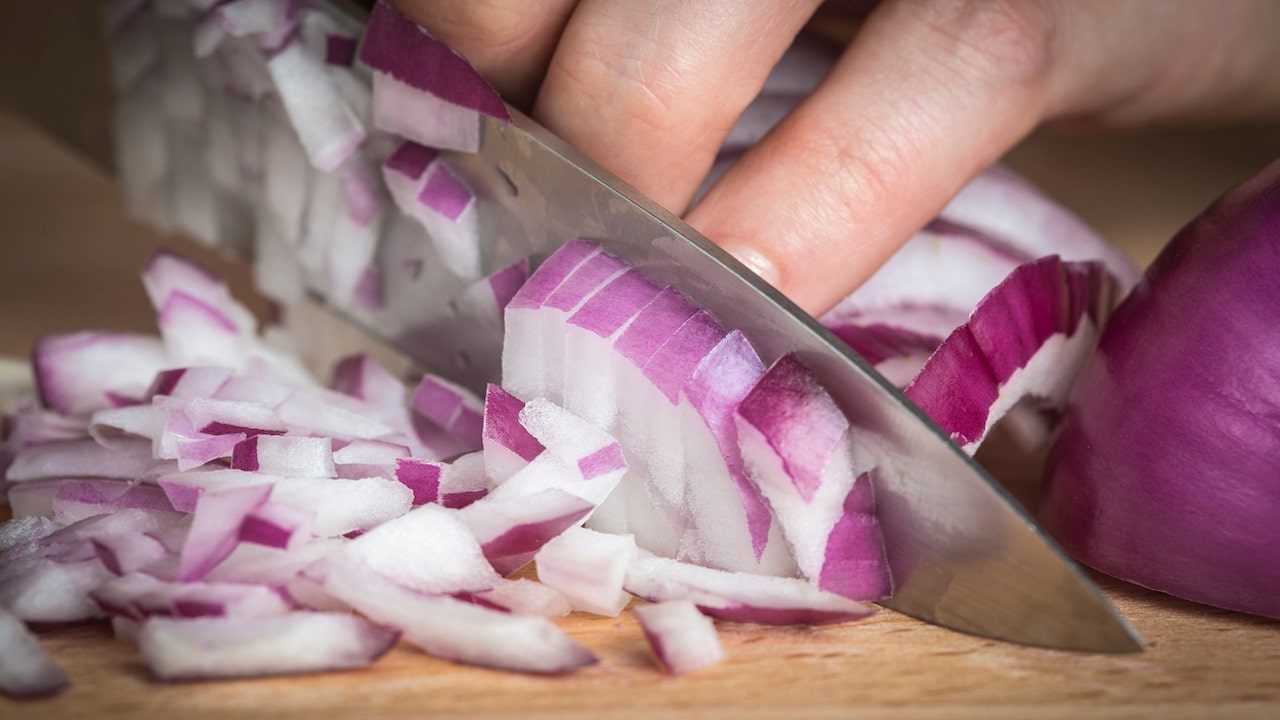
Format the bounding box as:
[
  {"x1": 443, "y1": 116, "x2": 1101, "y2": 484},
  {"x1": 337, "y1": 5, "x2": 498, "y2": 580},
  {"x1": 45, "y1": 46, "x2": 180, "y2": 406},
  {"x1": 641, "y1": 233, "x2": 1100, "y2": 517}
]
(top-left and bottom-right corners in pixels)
[{"x1": 633, "y1": 600, "x2": 724, "y2": 675}]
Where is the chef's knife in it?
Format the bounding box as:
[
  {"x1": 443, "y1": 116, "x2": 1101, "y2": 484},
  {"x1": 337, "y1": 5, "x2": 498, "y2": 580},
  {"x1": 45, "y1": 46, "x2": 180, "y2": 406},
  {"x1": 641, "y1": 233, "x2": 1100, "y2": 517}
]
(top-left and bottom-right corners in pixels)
[
  {"x1": 11, "y1": 0, "x2": 1143, "y2": 653},
  {"x1": 417, "y1": 105, "x2": 1144, "y2": 654}
]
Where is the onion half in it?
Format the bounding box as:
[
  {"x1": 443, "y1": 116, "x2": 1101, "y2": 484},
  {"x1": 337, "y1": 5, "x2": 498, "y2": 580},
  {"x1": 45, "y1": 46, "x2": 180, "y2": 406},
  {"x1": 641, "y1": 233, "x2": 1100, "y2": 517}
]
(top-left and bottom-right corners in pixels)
[{"x1": 1042, "y1": 159, "x2": 1280, "y2": 619}]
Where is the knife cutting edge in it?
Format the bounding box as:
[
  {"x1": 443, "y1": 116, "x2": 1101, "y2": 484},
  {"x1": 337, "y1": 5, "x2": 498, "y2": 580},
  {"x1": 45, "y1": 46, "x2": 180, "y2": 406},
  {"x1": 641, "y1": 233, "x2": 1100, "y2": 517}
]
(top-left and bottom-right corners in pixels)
[
  {"x1": 18, "y1": 0, "x2": 1143, "y2": 653},
  {"x1": 427, "y1": 108, "x2": 1145, "y2": 654}
]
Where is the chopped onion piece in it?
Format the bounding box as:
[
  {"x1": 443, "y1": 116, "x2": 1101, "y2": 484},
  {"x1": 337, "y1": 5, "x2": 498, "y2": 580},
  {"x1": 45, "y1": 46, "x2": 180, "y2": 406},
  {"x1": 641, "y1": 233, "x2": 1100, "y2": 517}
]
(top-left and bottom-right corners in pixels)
[
  {"x1": 535, "y1": 527, "x2": 636, "y2": 617},
  {"x1": 32, "y1": 332, "x2": 169, "y2": 417},
  {"x1": 457, "y1": 488, "x2": 595, "y2": 575},
  {"x1": 266, "y1": 40, "x2": 365, "y2": 172},
  {"x1": 634, "y1": 600, "x2": 724, "y2": 675},
  {"x1": 179, "y1": 483, "x2": 273, "y2": 581},
  {"x1": 359, "y1": 1, "x2": 507, "y2": 151},
  {"x1": 735, "y1": 355, "x2": 891, "y2": 601},
  {"x1": 333, "y1": 503, "x2": 499, "y2": 595},
  {"x1": 626, "y1": 552, "x2": 875, "y2": 626},
  {"x1": 137, "y1": 612, "x2": 398, "y2": 680}
]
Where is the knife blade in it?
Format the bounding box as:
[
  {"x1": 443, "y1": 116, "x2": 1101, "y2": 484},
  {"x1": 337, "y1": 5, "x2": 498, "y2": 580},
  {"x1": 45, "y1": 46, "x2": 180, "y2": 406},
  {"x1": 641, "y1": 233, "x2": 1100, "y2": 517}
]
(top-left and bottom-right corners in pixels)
[
  {"x1": 388, "y1": 108, "x2": 1144, "y2": 653},
  {"x1": 20, "y1": 0, "x2": 1143, "y2": 652}
]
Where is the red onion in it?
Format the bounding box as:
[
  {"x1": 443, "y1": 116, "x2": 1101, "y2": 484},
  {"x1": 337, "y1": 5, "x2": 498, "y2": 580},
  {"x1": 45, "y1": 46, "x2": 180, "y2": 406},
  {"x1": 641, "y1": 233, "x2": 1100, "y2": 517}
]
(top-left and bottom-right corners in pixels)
[{"x1": 1042, "y1": 158, "x2": 1280, "y2": 619}]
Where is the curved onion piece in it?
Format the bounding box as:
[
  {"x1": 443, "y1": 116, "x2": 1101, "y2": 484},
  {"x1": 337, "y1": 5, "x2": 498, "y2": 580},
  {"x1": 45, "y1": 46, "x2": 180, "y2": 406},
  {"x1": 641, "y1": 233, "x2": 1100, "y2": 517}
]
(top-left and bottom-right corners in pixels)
[
  {"x1": 359, "y1": 1, "x2": 508, "y2": 120},
  {"x1": 830, "y1": 225, "x2": 1026, "y2": 321},
  {"x1": 49, "y1": 480, "x2": 175, "y2": 524},
  {"x1": 91, "y1": 573, "x2": 293, "y2": 620},
  {"x1": 633, "y1": 599, "x2": 724, "y2": 675},
  {"x1": 142, "y1": 251, "x2": 256, "y2": 336},
  {"x1": 137, "y1": 612, "x2": 398, "y2": 680},
  {"x1": 481, "y1": 384, "x2": 544, "y2": 483},
  {"x1": 904, "y1": 256, "x2": 1117, "y2": 454},
  {"x1": 1043, "y1": 159, "x2": 1280, "y2": 619}
]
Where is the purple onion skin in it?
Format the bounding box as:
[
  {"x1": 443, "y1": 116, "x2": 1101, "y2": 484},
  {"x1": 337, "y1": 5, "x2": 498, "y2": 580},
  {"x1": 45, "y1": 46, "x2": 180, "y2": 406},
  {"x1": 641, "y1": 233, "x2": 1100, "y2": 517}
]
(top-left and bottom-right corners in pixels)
[{"x1": 1042, "y1": 159, "x2": 1280, "y2": 619}]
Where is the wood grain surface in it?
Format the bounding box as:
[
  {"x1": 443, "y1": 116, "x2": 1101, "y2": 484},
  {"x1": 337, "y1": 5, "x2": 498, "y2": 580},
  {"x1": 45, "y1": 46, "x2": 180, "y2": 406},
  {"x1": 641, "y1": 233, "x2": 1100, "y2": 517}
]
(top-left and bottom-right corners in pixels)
[{"x1": 3, "y1": 79, "x2": 1280, "y2": 718}]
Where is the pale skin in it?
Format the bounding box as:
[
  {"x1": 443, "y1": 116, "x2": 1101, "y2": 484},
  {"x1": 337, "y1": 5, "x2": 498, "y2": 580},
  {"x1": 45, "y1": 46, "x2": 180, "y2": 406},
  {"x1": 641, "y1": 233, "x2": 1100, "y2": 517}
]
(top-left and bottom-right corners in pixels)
[{"x1": 390, "y1": 0, "x2": 1280, "y2": 316}]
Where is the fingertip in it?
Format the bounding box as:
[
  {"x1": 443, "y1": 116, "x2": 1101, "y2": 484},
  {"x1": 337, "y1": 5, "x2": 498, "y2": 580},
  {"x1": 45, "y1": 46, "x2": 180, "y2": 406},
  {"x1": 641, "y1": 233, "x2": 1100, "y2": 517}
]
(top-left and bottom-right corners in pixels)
[{"x1": 722, "y1": 242, "x2": 782, "y2": 290}]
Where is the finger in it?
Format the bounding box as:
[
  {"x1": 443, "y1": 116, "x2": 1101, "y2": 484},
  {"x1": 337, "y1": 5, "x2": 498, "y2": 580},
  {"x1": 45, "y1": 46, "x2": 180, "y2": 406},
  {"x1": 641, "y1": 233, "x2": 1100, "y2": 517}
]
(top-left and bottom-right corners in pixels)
[
  {"x1": 685, "y1": 0, "x2": 1067, "y2": 316},
  {"x1": 389, "y1": 0, "x2": 578, "y2": 108},
  {"x1": 533, "y1": 0, "x2": 826, "y2": 216},
  {"x1": 1031, "y1": 0, "x2": 1280, "y2": 127}
]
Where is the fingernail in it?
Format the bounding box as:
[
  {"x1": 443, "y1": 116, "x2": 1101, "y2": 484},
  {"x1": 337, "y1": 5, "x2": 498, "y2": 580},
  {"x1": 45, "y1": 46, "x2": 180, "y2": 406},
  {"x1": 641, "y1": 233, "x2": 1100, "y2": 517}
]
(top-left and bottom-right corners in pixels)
[{"x1": 726, "y1": 245, "x2": 780, "y2": 288}]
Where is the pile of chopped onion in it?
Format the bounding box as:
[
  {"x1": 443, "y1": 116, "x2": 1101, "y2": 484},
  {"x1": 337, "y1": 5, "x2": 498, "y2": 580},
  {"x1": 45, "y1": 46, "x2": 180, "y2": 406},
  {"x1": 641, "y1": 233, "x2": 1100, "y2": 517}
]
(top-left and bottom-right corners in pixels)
[
  {"x1": 1, "y1": 246, "x2": 883, "y2": 693},
  {"x1": 0, "y1": 0, "x2": 1140, "y2": 697}
]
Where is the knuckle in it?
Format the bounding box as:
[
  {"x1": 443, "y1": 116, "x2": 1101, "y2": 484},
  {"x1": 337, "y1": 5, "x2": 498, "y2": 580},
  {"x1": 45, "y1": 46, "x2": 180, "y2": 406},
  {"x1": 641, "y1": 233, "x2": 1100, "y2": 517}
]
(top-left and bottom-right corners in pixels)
[{"x1": 909, "y1": 0, "x2": 1060, "y2": 90}]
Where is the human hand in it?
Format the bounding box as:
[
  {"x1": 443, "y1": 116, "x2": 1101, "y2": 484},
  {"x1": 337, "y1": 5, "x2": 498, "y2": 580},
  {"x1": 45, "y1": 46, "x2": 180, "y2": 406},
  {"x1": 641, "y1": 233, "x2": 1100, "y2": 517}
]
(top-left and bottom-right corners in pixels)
[{"x1": 390, "y1": 0, "x2": 1280, "y2": 316}]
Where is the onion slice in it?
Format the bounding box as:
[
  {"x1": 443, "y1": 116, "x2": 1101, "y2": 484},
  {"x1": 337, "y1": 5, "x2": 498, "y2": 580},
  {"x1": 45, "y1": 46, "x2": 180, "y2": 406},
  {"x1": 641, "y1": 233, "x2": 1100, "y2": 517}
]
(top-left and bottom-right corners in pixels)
[{"x1": 904, "y1": 256, "x2": 1117, "y2": 454}]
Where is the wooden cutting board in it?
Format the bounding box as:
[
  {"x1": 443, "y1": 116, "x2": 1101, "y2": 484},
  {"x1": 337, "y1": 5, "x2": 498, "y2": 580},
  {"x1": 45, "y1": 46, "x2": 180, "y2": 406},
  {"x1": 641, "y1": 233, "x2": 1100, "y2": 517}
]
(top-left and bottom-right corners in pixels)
[{"x1": 3, "y1": 104, "x2": 1280, "y2": 719}]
